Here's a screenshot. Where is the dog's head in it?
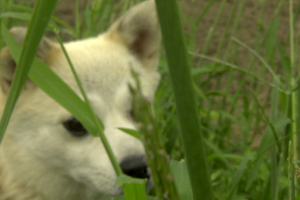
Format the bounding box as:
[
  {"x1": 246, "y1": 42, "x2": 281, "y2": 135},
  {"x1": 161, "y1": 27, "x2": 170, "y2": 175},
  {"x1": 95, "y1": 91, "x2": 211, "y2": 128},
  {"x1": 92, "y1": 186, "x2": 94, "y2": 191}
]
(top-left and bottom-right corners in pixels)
[{"x1": 0, "y1": 0, "x2": 160, "y2": 199}]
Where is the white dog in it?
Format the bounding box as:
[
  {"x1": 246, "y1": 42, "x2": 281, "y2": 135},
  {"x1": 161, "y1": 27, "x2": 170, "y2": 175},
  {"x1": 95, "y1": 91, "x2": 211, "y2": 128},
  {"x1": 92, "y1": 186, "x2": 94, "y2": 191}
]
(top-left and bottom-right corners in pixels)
[{"x1": 0, "y1": 0, "x2": 161, "y2": 199}]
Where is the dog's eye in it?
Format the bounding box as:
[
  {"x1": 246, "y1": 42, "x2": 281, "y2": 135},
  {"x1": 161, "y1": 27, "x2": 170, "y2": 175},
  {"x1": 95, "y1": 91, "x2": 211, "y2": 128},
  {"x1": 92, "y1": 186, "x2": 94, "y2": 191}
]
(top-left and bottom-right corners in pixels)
[
  {"x1": 63, "y1": 117, "x2": 88, "y2": 137},
  {"x1": 129, "y1": 109, "x2": 136, "y2": 121}
]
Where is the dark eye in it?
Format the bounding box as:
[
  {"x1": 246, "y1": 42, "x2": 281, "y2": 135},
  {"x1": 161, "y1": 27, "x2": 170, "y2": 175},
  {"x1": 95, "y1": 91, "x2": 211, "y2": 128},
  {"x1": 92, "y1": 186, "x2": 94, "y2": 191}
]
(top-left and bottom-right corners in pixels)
[
  {"x1": 129, "y1": 109, "x2": 136, "y2": 121},
  {"x1": 63, "y1": 117, "x2": 88, "y2": 137}
]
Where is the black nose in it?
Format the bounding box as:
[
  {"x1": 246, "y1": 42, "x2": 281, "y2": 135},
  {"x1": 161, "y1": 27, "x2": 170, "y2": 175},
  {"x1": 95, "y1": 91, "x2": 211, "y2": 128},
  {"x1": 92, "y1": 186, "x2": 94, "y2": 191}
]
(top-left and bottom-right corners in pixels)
[{"x1": 120, "y1": 156, "x2": 150, "y2": 179}]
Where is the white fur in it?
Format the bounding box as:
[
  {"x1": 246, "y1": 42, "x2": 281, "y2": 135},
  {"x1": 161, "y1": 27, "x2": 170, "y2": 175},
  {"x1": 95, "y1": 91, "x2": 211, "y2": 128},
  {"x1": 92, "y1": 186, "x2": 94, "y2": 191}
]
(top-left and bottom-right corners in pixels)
[{"x1": 0, "y1": 1, "x2": 161, "y2": 199}]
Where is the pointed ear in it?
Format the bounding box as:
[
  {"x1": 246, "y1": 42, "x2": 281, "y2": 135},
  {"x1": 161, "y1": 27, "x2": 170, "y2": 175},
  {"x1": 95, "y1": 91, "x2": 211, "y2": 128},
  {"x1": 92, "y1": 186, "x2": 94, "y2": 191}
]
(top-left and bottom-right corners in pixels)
[
  {"x1": 106, "y1": 0, "x2": 161, "y2": 70},
  {"x1": 0, "y1": 27, "x2": 57, "y2": 93}
]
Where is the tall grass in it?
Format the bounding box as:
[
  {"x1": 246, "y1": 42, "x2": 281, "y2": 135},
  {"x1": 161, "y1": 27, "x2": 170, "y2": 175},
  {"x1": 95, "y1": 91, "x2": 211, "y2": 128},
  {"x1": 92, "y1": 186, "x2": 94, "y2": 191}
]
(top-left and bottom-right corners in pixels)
[
  {"x1": 155, "y1": 1, "x2": 213, "y2": 199},
  {"x1": 0, "y1": 0, "x2": 58, "y2": 143},
  {"x1": 0, "y1": 0, "x2": 300, "y2": 199}
]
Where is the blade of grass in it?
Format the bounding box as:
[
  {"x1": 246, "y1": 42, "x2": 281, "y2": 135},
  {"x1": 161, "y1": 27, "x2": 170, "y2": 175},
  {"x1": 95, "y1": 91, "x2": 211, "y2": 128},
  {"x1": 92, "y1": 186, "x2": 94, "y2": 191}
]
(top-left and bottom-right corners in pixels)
[
  {"x1": 0, "y1": 0, "x2": 58, "y2": 144},
  {"x1": 55, "y1": 32, "x2": 122, "y2": 176},
  {"x1": 270, "y1": 79, "x2": 280, "y2": 200},
  {"x1": 252, "y1": 91, "x2": 282, "y2": 153},
  {"x1": 246, "y1": 117, "x2": 290, "y2": 190},
  {"x1": 170, "y1": 160, "x2": 193, "y2": 200},
  {"x1": 214, "y1": 0, "x2": 238, "y2": 60},
  {"x1": 200, "y1": 0, "x2": 226, "y2": 67},
  {"x1": 289, "y1": 0, "x2": 298, "y2": 174},
  {"x1": 195, "y1": 0, "x2": 217, "y2": 25},
  {"x1": 191, "y1": 52, "x2": 287, "y2": 93},
  {"x1": 232, "y1": 37, "x2": 284, "y2": 90},
  {"x1": 131, "y1": 71, "x2": 180, "y2": 200},
  {"x1": 0, "y1": 12, "x2": 63, "y2": 35},
  {"x1": 1, "y1": 25, "x2": 98, "y2": 135},
  {"x1": 51, "y1": 16, "x2": 75, "y2": 35},
  {"x1": 263, "y1": 18, "x2": 279, "y2": 63},
  {"x1": 288, "y1": 141, "x2": 295, "y2": 200},
  {"x1": 75, "y1": 0, "x2": 80, "y2": 39},
  {"x1": 0, "y1": 3, "x2": 32, "y2": 13},
  {"x1": 204, "y1": 138, "x2": 232, "y2": 170},
  {"x1": 226, "y1": 154, "x2": 253, "y2": 200},
  {"x1": 116, "y1": 175, "x2": 147, "y2": 200},
  {"x1": 0, "y1": 12, "x2": 31, "y2": 20},
  {"x1": 112, "y1": 195, "x2": 155, "y2": 200},
  {"x1": 3, "y1": 14, "x2": 126, "y2": 193},
  {"x1": 2, "y1": 9, "x2": 128, "y2": 197},
  {"x1": 118, "y1": 128, "x2": 140, "y2": 139},
  {"x1": 155, "y1": 1, "x2": 213, "y2": 200}
]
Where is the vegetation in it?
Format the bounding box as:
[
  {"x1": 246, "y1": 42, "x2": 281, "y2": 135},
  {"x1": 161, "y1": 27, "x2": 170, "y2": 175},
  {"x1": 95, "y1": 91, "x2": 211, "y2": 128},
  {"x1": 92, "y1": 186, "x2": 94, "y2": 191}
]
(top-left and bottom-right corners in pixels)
[{"x1": 0, "y1": 0, "x2": 300, "y2": 199}]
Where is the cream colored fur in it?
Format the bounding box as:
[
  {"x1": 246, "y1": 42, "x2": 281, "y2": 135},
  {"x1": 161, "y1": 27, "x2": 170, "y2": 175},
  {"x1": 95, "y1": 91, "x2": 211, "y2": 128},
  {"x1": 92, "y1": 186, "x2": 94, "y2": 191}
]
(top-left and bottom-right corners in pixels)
[{"x1": 0, "y1": 1, "x2": 160, "y2": 199}]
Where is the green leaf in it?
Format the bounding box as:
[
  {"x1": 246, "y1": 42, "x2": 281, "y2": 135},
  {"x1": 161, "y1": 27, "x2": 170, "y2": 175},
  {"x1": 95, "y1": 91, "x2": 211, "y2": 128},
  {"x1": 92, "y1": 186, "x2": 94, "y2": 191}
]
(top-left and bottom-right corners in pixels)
[
  {"x1": 1, "y1": 25, "x2": 98, "y2": 136},
  {"x1": 112, "y1": 195, "x2": 155, "y2": 200},
  {"x1": 118, "y1": 128, "x2": 140, "y2": 139},
  {"x1": 155, "y1": 0, "x2": 213, "y2": 199},
  {"x1": 170, "y1": 160, "x2": 193, "y2": 200},
  {"x1": 0, "y1": 12, "x2": 62, "y2": 35},
  {"x1": 116, "y1": 174, "x2": 147, "y2": 200},
  {"x1": 226, "y1": 154, "x2": 253, "y2": 200},
  {"x1": 116, "y1": 174, "x2": 147, "y2": 185},
  {"x1": 0, "y1": 12, "x2": 31, "y2": 20},
  {"x1": 191, "y1": 67, "x2": 213, "y2": 76},
  {"x1": 0, "y1": 0, "x2": 59, "y2": 143},
  {"x1": 204, "y1": 139, "x2": 232, "y2": 170},
  {"x1": 246, "y1": 117, "x2": 290, "y2": 190},
  {"x1": 122, "y1": 183, "x2": 147, "y2": 200}
]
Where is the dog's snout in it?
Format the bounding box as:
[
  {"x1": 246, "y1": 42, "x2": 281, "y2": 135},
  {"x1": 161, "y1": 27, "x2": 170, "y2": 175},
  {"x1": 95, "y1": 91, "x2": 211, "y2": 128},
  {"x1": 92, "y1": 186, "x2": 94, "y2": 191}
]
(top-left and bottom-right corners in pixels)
[{"x1": 120, "y1": 156, "x2": 149, "y2": 179}]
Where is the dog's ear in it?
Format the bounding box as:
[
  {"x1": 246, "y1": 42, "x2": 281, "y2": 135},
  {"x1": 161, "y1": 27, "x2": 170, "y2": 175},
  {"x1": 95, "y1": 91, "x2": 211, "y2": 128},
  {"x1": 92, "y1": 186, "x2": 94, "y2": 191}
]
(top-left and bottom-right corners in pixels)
[
  {"x1": 0, "y1": 27, "x2": 57, "y2": 93},
  {"x1": 106, "y1": 0, "x2": 161, "y2": 70}
]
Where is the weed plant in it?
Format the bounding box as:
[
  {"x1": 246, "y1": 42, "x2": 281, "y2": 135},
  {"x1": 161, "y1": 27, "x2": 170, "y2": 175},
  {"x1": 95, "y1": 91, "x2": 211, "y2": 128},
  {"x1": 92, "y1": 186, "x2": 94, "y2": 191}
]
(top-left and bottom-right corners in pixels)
[{"x1": 0, "y1": 0, "x2": 300, "y2": 199}]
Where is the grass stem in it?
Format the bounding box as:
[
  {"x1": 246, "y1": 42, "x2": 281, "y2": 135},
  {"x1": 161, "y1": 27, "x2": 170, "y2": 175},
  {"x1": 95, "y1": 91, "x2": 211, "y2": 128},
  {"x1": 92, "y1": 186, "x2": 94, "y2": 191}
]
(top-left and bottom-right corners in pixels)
[
  {"x1": 55, "y1": 34, "x2": 122, "y2": 176},
  {"x1": 155, "y1": 1, "x2": 213, "y2": 199},
  {"x1": 0, "y1": 0, "x2": 58, "y2": 144}
]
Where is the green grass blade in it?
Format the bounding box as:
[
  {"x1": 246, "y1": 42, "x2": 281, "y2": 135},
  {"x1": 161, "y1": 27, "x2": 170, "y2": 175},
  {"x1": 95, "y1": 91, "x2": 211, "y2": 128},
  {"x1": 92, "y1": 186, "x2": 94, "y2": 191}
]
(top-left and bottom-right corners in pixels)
[
  {"x1": 191, "y1": 52, "x2": 287, "y2": 93},
  {"x1": 226, "y1": 154, "x2": 253, "y2": 200},
  {"x1": 75, "y1": 0, "x2": 80, "y2": 38},
  {"x1": 118, "y1": 128, "x2": 140, "y2": 139},
  {"x1": 1, "y1": 25, "x2": 97, "y2": 135},
  {"x1": 55, "y1": 35, "x2": 103, "y2": 131},
  {"x1": 122, "y1": 184, "x2": 146, "y2": 200},
  {"x1": 170, "y1": 160, "x2": 193, "y2": 200},
  {"x1": 200, "y1": 0, "x2": 226, "y2": 67},
  {"x1": 2, "y1": 6, "x2": 124, "y2": 183},
  {"x1": 270, "y1": 79, "x2": 280, "y2": 200},
  {"x1": 289, "y1": 1, "x2": 298, "y2": 192},
  {"x1": 2, "y1": 13, "x2": 123, "y2": 186},
  {"x1": 246, "y1": 117, "x2": 290, "y2": 190},
  {"x1": 214, "y1": 0, "x2": 238, "y2": 60},
  {"x1": 155, "y1": 1, "x2": 213, "y2": 200},
  {"x1": 55, "y1": 33, "x2": 122, "y2": 176},
  {"x1": 263, "y1": 18, "x2": 279, "y2": 62},
  {"x1": 0, "y1": 0, "x2": 58, "y2": 144},
  {"x1": 112, "y1": 195, "x2": 155, "y2": 200},
  {"x1": 30, "y1": 62, "x2": 98, "y2": 134},
  {"x1": 0, "y1": 2, "x2": 32, "y2": 13},
  {"x1": 131, "y1": 73, "x2": 180, "y2": 200},
  {"x1": 195, "y1": 0, "x2": 217, "y2": 25},
  {"x1": 0, "y1": 12, "x2": 31, "y2": 20},
  {"x1": 116, "y1": 175, "x2": 147, "y2": 200},
  {"x1": 288, "y1": 141, "x2": 296, "y2": 200},
  {"x1": 204, "y1": 138, "x2": 232, "y2": 170},
  {"x1": 232, "y1": 37, "x2": 283, "y2": 89}
]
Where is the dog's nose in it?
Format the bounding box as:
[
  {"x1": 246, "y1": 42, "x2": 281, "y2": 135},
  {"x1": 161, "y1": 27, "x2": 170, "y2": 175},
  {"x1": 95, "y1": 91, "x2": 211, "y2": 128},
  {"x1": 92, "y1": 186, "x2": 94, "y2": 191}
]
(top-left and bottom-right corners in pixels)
[{"x1": 120, "y1": 156, "x2": 150, "y2": 179}]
